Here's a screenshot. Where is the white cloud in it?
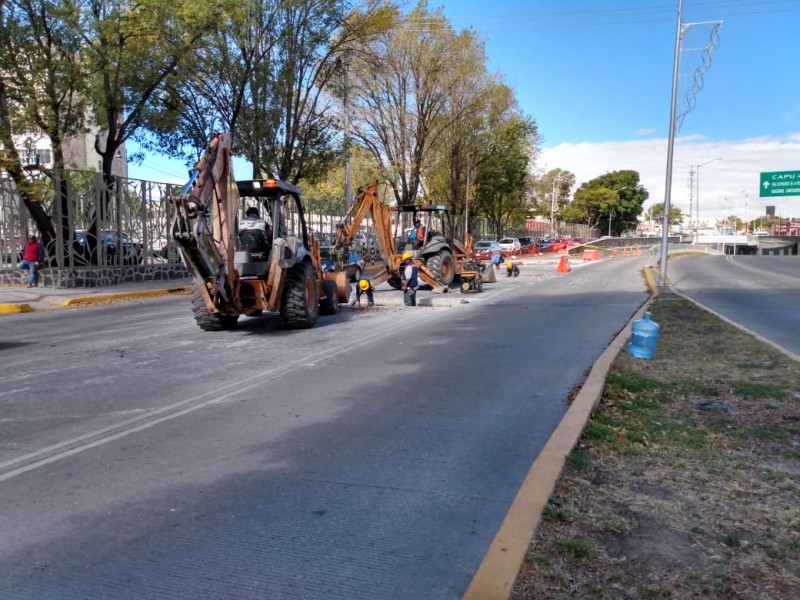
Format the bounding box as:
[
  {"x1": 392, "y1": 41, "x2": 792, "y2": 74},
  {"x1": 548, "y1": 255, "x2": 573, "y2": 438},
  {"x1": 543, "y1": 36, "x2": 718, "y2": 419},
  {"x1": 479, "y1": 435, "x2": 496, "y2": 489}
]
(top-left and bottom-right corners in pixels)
[
  {"x1": 635, "y1": 128, "x2": 655, "y2": 136},
  {"x1": 541, "y1": 134, "x2": 800, "y2": 223}
]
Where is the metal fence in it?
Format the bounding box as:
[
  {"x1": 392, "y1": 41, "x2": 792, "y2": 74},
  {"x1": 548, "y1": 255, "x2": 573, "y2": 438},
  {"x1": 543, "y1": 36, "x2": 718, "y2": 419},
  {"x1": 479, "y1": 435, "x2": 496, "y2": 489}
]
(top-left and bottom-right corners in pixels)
[{"x1": 1, "y1": 172, "x2": 599, "y2": 269}]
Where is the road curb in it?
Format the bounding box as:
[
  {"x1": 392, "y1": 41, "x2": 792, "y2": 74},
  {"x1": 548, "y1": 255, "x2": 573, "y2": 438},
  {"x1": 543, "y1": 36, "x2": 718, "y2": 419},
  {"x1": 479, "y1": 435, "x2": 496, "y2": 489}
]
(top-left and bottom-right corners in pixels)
[
  {"x1": 463, "y1": 297, "x2": 653, "y2": 600},
  {"x1": 62, "y1": 286, "x2": 191, "y2": 307},
  {"x1": 0, "y1": 303, "x2": 35, "y2": 314}
]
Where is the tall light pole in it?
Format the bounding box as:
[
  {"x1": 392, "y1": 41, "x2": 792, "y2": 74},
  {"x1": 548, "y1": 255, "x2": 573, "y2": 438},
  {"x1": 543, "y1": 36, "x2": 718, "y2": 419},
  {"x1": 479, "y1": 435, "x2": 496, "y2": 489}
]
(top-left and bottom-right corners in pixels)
[
  {"x1": 694, "y1": 157, "x2": 723, "y2": 243},
  {"x1": 550, "y1": 174, "x2": 562, "y2": 240}
]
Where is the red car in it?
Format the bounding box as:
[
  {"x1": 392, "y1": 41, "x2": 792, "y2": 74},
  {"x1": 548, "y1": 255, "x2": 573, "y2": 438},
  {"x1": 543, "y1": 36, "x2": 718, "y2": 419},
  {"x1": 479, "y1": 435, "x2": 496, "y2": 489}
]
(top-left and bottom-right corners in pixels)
[{"x1": 474, "y1": 240, "x2": 503, "y2": 261}]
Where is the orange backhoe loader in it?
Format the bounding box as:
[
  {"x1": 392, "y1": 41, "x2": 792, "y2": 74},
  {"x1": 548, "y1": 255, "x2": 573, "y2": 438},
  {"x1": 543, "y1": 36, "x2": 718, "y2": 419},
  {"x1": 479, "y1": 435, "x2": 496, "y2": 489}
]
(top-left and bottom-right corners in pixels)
[
  {"x1": 334, "y1": 181, "x2": 476, "y2": 291},
  {"x1": 170, "y1": 133, "x2": 345, "y2": 331}
]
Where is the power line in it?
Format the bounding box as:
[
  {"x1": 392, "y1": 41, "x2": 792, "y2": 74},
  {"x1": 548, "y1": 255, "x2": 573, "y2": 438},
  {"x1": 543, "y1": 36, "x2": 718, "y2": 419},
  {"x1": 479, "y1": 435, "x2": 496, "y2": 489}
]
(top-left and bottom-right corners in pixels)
[{"x1": 396, "y1": 1, "x2": 800, "y2": 31}]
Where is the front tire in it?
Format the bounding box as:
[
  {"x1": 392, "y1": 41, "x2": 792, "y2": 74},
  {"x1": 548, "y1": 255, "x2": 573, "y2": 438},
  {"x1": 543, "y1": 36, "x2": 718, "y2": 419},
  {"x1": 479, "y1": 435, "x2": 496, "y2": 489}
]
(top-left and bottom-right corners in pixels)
[
  {"x1": 280, "y1": 261, "x2": 319, "y2": 328},
  {"x1": 191, "y1": 283, "x2": 239, "y2": 331},
  {"x1": 426, "y1": 250, "x2": 456, "y2": 286},
  {"x1": 319, "y1": 279, "x2": 339, "y2": 316}
]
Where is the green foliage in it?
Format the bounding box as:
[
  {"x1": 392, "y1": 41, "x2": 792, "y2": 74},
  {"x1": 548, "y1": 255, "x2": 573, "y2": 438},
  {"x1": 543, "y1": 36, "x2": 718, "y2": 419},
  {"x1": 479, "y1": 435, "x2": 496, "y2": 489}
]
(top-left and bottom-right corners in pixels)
[
  {"x1": 562, "y1": 170, "x2": 649, "y2": 234},
  {"x1": 529, "y1": 169, "x2": 575, "y2": 219},
  {"x1": 473, "y1": 114, "x2": 538, "y2": 236},
  {"x1": 644, "y1": 202, "x2": 683, "y2": 225}
]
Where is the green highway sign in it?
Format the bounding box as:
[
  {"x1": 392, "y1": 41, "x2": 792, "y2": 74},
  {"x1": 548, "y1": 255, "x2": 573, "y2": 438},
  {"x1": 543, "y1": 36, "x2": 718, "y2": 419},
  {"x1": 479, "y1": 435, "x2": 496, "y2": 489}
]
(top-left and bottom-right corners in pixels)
[{"x1": 760, "y1": 170, "x2": 800, "y2": 197}]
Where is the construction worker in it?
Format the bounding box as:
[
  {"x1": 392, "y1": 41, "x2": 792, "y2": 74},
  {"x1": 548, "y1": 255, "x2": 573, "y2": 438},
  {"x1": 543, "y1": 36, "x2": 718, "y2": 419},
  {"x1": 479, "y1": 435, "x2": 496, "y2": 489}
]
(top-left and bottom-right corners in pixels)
[
  {"x1": 401, "y1": 251, "x2": 419, "y2": 306},
  {"x1": 408, "y1": 218, "x2": 426, "y2": 249},
  {"x1": 239, "y1": 206, "x2": 271, "y2": 260},
  {"x1": 506, "y1": 261, "x2": 520, "y2": 277},
  {"x1": 350, "y1": 278, "x2": 374, "y2": 307},
  {"x1": 332, "y1": 222, "x2": 349, "y2": 268}
]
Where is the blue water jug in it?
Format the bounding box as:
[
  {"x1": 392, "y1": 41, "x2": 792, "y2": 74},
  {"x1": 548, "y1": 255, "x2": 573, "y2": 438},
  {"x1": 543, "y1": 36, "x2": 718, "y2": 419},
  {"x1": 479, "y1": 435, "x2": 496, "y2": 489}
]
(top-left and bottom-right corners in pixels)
[{"x1": 627, "y1": 312, "x2": 660, "y2": 359}]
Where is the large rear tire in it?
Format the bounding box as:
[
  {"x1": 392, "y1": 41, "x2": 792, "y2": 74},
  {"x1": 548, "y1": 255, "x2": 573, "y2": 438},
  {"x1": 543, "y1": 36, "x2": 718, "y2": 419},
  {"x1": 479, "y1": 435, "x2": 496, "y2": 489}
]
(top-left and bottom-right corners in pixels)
[
  {"x1": 319, "y1": 279, "x2": 339, "y2": 316},
  {"x1": 280, "y1": 261, "x2": 319, "y2": 328},
  {"x1": 191, "y1": 283, "x2": 239, "y2": 331},
  {"x1": 426, "y1": 250, "x2": 456, "y2": 286},
  {"x1": 387, "y1": 277, "x2": 403, "y2": 290}
]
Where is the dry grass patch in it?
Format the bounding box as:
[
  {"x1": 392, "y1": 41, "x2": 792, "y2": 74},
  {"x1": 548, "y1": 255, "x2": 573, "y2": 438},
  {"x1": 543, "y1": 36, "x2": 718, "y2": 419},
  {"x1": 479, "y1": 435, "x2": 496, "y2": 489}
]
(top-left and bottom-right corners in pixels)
[{"x1": 512, "y1": 293, "x2": 800, "y2": 599}]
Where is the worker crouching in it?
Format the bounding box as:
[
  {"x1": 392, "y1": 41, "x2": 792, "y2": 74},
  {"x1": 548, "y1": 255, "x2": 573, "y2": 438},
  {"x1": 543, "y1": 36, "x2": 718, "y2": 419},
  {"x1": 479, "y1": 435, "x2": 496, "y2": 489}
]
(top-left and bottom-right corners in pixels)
[
  {"x1": 506, "y1": 261, "x2": 520, "y2": 277},
  {"x1": 350, "y1": 278, "x2": 375, "y2": 307}
]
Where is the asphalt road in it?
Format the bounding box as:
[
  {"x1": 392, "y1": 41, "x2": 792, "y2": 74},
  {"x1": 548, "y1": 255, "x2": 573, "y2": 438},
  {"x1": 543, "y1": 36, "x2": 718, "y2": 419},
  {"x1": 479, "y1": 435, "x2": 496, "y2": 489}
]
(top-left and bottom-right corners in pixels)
[
  {"x1": 0, "y1": 258, "x2": 649, "y2": 599},
  {"x1": 668, "y1": 254, "x2": 800, "y2": 357}
]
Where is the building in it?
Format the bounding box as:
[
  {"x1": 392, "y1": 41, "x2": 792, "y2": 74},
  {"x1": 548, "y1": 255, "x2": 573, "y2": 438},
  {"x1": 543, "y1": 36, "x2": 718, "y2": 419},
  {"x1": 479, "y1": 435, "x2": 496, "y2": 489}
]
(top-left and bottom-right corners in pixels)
[{"x1": 11, "y1": 127, "x2": 127, "y2": 177}]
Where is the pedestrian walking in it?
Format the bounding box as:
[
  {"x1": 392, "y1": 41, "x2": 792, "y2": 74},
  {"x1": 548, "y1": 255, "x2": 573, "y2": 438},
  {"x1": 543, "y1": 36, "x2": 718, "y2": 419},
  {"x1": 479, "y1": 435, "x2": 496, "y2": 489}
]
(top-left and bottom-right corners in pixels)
[{"x1": 19, "y1": 234, "x2": 44, "y2": 287}]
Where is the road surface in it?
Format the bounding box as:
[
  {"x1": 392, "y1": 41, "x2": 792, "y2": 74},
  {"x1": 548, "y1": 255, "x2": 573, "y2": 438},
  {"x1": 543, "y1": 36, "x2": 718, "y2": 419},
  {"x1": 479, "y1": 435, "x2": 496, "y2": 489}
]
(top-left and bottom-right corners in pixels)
[
  {"x1": 1, "y1": 258, "x2": 649, "y2": 599},
  {"x1": 668, "y1": 254, "x2": 800, "y2": 356}
]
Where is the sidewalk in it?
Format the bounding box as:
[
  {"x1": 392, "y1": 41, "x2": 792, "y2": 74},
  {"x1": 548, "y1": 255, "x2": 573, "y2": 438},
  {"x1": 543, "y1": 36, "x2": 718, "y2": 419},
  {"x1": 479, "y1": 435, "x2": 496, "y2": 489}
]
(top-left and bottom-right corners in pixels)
[{"x1": 0, "y1": 279, "x2": 193, "y2": 314}]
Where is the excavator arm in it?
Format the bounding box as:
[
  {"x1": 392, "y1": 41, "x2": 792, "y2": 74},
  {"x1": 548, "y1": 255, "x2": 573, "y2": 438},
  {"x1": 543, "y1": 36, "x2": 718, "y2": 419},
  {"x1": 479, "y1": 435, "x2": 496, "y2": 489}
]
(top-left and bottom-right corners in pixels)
[
  {"x1": 338, "y1": 181, "x2": 448, "y2": 291},
  {"x1": 170, "y1": 133, "x2": 240, "y2": 312}
]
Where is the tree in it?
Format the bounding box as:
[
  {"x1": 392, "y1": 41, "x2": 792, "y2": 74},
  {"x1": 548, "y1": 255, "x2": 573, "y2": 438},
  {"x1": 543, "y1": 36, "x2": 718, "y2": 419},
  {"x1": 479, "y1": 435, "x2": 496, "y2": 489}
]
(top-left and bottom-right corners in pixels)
[
  {"x1": 561, "y1": 170, "x2": 648, "y2": 235},
  {"x1": 82, "y1": 0, "x2": 224, "y2": 183},
  {"x1": 472, "y1": 114, "x2": 537, "y2": 237},
  {"x1": 529, "y1": 168, "x2": 575, "y2": 219},
  {"x1": 347, "y1": 1, "x2": 490, "y2": 205},
  {"x1": 644, "y1": 203, "x2": 682, "y2": 225},
  {"x1": 143, "y1": 0, "x2": 389, "y2": 184},
  {"x1": 0, "y1": 0, "x2": 87, "y2": 249}
]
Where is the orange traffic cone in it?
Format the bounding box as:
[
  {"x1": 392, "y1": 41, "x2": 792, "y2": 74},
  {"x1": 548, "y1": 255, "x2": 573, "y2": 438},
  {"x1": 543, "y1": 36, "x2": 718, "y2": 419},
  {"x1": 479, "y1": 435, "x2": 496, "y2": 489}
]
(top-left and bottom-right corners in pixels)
[
  {"x1": 635, "y1": 246, "x2": 641, "y2": 256},
  {"x1": 590, "y1": 248, "x2": 601, "y2": 260},
  {"x1": 611, "y1": 247, "x2": 617, "y2": 257},
  {"x1": 556, "y1": 255, "x2": 571, "y2": 273},
  {"x1": 622, "y1": 247, "x2": 629, "y2": 256}
]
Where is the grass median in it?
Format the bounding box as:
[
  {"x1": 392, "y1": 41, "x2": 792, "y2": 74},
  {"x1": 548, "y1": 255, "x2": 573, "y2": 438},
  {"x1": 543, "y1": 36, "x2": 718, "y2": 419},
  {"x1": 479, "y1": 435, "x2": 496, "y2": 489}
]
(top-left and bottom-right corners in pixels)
[{"x1": 512, "y1": 292, "x2": 800, "y2": 599}]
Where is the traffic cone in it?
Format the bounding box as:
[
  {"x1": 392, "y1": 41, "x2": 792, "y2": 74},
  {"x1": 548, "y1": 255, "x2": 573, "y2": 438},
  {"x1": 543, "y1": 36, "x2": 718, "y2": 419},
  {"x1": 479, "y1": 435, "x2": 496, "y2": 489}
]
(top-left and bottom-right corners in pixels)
[
  {"x1": 556, "y1": 255, "x2": 571, "y2": 273},
  {"x1": 635, "y1": 246, "x2": 641, "y2": 256},
  {"x1": 622, "y1": 247, "x2": 629, "y2": 256},
  {"x1": 611, "y1": 247, "x2": 617, "y2": 257}
]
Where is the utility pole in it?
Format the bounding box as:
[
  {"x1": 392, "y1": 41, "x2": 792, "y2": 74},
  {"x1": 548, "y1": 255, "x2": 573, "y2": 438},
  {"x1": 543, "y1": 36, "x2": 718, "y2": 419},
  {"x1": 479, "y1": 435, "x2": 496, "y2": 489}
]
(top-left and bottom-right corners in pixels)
[
  {"x1": 465, "y1": 160, "x2": 471, "y2": 240},
  {"x1": 550, "y1": 174, "x2": 562, "y2": 240},
  {"x1": 342, "y1": 59, "x2": 352, "y2": 212}
]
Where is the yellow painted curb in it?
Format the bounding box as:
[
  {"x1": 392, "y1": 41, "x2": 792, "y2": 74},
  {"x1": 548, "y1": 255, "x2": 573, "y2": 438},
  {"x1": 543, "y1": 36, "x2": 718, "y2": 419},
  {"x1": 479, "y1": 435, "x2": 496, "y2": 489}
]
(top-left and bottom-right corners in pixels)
[
  {"x1": 0, "y1": 303, "x2": 35, "y2": 314},
  {"x1": 641, "y1": 266, "x2": 659, "y2": 296},
  {"x1": 62, "y1": 286, "x2": 191, "y2": 307},
  {"x1": 463, "y1": 299, "x2": 654, "y2": 600}
]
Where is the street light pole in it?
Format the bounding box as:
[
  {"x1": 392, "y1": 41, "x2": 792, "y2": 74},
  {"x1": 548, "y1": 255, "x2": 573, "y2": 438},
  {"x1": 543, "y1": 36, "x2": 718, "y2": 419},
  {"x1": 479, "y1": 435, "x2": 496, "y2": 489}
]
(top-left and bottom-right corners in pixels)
[
  {"x1": 550, "y1": 175, "x2": 562, "y2": 240},
  {"x1": 695, "y1": 157, "x2": 723, "y2": 243}
]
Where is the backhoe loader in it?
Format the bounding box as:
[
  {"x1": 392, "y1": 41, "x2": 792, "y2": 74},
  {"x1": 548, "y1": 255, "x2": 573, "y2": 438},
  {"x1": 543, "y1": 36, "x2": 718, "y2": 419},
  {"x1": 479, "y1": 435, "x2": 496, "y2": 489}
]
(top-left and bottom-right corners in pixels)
[
  {"x1": 334, "y1": 181, "x2": 475, "y2": 291},
  {"x1": 170, "y1": 133, "x2": 345, "y2": 331}
]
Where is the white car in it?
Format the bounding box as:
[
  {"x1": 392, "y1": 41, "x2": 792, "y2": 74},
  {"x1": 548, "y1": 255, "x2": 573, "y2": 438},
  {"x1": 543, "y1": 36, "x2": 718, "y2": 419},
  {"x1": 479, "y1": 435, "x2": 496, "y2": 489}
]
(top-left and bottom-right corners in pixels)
[{"x1": 498, "y1": 237, "x2": 521, "y2": 253}]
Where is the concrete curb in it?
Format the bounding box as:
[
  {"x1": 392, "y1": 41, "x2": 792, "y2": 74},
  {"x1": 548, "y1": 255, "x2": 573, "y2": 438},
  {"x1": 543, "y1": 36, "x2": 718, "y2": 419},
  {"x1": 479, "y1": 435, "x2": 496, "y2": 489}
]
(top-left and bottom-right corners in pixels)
[
  {"x1": 0, "y1": 303, "x2": 34, "y2": 314},
  {"x1": 61, "y1": 286, "x2": 191, "y2": 307},
  {"x1": 463, "y1": 298, "x2": 653, "y2": 600}
]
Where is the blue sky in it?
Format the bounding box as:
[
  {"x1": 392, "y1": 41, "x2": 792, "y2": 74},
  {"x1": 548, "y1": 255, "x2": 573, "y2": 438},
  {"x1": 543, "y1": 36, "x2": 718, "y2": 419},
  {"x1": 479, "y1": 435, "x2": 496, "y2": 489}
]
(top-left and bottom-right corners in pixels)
[
  {"x1": 434, "y1": 0, "x2": 800, "y2": 223},
  {"x1": 129, "y1": 0, "x2": 800, "y2": 223}
]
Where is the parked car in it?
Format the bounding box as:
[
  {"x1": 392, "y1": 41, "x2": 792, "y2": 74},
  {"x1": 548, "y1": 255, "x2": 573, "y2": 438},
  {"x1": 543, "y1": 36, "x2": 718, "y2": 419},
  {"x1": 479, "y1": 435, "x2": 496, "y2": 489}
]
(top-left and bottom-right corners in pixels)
[
  {"x1": 474, "y1": 239, "x2": 503, "y2": 261},
  {"x1": 73, "y1": 230, "x2": 143, "y2": 265},
  {"x1": 498, "y1": 237, "x2": 522, "y2": 253},
  {"x1": 517, "y1": 236, "x2": 536, "y2": 252},
  {"x1": 536, "y1": 238, "x2": 553, "y2": 251}
]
